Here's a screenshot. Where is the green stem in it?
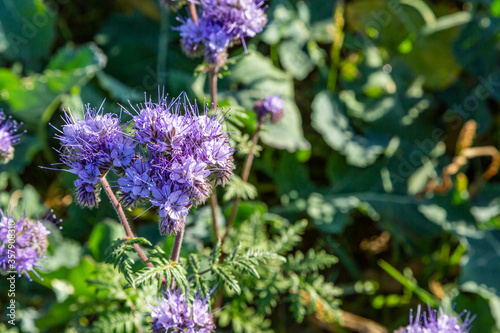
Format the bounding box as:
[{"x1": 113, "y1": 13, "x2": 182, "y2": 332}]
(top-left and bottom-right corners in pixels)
[{"x1": 222, "y1": 122, "x2": 262, "y2": 243}]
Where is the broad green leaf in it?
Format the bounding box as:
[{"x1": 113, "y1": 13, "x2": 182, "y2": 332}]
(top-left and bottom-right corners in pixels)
[
  {"x1": 222, "y1": 52, "x2": 310, "y2": 152},
  {"x1": 0, "y1": 0, "x2": 57, "y2": 71},
  {"x1": 453, "y1": 282, "x2": 500, "y2": 333},
  {"x1": 0, "y1": 43, "x2": 106, "y2": 124},
  {"x1": 460, "y1": 230, "x2": 500, "y2": 297},
  {"x1": 311, "y1": 91, "x2": 388, "y2": 167},
  {"x1": 88, "y1": 219, "x2": 125, "y2": 262}
]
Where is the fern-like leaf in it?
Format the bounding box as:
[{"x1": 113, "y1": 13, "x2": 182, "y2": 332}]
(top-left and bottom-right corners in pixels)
[
  {"x1": 91, "y1": 311, "x2": 142, "y2": 333},
  {"x1": 286, "y1": 249, "x2": 338, "y2": 273},
  {"x1": 212, "y1": 266, "x2": 240, "y2": 294},
  {"x1": 133, "y1": 246, "x2": 187, "y2": 289}
]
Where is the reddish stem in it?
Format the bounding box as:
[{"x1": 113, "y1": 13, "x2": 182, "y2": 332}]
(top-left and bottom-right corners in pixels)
[
  {"x1": 101, "y1": 176, "x2": 153, "y2": 268},
  {"x1": 170, "y1": 225, "x2": 185, "y2": 263},
  {"x1": 188, "y1": 2, "x2": 199, "y2": 25}
]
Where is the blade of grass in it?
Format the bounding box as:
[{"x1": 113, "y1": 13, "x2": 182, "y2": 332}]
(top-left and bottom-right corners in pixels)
[{"x1": 378, "y1": 259, "x2": 437, "y2": 307}]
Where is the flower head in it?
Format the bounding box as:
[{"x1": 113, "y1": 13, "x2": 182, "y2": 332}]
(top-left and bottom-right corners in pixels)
[
  {"x1": 0, "y1": 209, "x2": 61, "y2": 280},
  {"x1": 201, "y1": 0, "x2": 267, "y2": 43},
  {"x1": 254, "y1": 94, "x2": 285, "y2": 124},
  {"x1": 177, "y1": 0, "x2": 267, "y2": 68},
  {"x1": 0, "y1": 112, "x2": 23, "y2": 164},
  {"x1": 119, "y1": 93, "x2": 235, "y2": 235},
  {"x1": 53, "y1": 104, "x2": 131, "y2": 208},
  {"x1": 51, "y1": 93, "x2": 235, "y2": 236},
  {"x1": 399, "y1": 305, "x2": 475, "y2": 333},
  {"x1": 150, "y1": 286, "x2": 215, "y2": 333}
]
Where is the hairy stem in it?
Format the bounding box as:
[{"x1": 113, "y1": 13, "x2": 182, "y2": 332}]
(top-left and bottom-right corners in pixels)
[
  {"x1": 101, "y1": 176, "x2": 153, "y2": 268},
  {"x1": 222, "y1": 122, "x2": 262, "y2": 243},
  {"x1": 170, "y1": 225, "x2": 185, "y2": 263},
  {"x1": 209, "y1": 69, "x2": 222, "y2": 240}
]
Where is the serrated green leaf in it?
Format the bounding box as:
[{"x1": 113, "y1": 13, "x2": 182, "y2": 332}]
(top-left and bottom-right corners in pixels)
[{"x1": 213, "y1": 266, "x2": 241, "y2": 294}]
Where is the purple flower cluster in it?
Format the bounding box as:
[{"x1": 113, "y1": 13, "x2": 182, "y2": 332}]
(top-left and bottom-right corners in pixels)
[
  {"x1": 120, "y1": 94, "x2": 234, "y2": 235},
  {"x1": 177, "y1": 0, "x2": 267, "y2": 68},
  {"x1": 0, "y1": 209, "x2": 60, "y2": 280},
  {"x1": 254, "y1": 94, "x2": 285, "y2": 124},
  {"x1": 150, "y1": 287, "x2": 215, "y2": 333},
  {"x1": 398, "y1": 305, "x2": 475, "y2": 333},
  {"x1": 53, "y1": 93, "x2": 235, "y2": 235},
  {"x1": 0, "y1": 112, "x2": 23, "y2": 164},
  {"x1": 54, "y1": 105, "x2": 126, "y2": 208}
]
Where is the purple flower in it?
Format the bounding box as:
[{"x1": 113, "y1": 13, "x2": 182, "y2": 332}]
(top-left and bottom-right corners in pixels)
[
  {"x1": 118, "y1": 159, "x2": 152, "y2": 208},
  {"x1": 150, "y1": 287, "x2": 215, "y2": 333},
  {"x1": 119, "y1": 93, "x2": 234, "y2": 234},
  {"x1": 254, "y1": 94, "x2": 285, "y2": 124},
  {"x1": 53, "y1": 104, "x2": 125, "y2": 208},
  {"x1": 178, "y1": 17, "x2": 206, "y2": 57},
  {"x1": 111, "y1": 138, "x2": 136, "y2": 168},
  {"x1": 170, "y1": 157, "x2": 210, "y2": 187},
  {"x1": 0, "y1": 209, "x2": 61, "y2": 280},
  {"x1": 399, "y1": 305, "x2": 475, "y2": 333},
  {"x1": 52, "y1": 93, "x2": 235, "y2": 236},
  {"x1": 176, "y1": 0, "x2": 267, "y2": 67},
  {"x1": 151, "y1": 182, "x2": 191, "y2": 235},
  {"x1": 0, "y1": 112, "x2": 23, "y2": 164},
  {"x1": 73, "y1": 163, "x2": 102, "y2": 208},
  {"x1": 201, "y1": 0, "x2": 267, "y2": 46}
]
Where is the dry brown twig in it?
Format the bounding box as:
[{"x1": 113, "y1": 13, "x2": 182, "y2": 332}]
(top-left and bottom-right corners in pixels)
[{"x1": 423, "y1": 120, "x2": 500, "y2": 195}]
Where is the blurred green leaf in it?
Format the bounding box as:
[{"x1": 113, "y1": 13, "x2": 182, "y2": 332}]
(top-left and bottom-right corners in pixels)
[
  {"x1": 453, "y1": 282, "x2": 500, "y2": 333},
  {"x1": 0, "y1": 0, "x2": 57, "y2": 71},
  {"x1": 311, "y1": 91, "x2": 388, "y2": 167},
  {"x1": 88, "y1": 219, "x2": 126, "y2": 262},
  {"x1": 0, "y1": 43, "x2": 106, "y2": 124},
  {"x1": 222, "y1": 52, "x2": 310, "y2": 152},
  {"x1": 460, "y1": 230, "x2": 500, "y2": 297}
]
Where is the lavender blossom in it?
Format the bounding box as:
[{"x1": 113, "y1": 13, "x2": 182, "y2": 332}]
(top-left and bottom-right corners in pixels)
[
  {"x1": 52, "y1": 92, "x2": 235, "y2": 236},
  {"x1": 0, "y1": 209, "x2": 61, "y2": 280},
  {"x1": 0, "y1": 112, "x2": 23, "y2": 164},
  {"x1": 150, "y1": 287, "x2": 215, "y2": 333},
  {"x1": 118, "y1": 159, "x2": 152, "y2": 208},
  {"x1": 201, "y1": 0, "x2": 267, "y2": 43},
  {"x1": 118, "y1": 93, "x2": 235, "y2": 235},
  {"x1": 151, "y1": 182, "x2": 191, "y2": 235},
  {"x1": 397, "y1": 305, "x2": 475, "y2": 333},
  {"x1": 53, "y1": 104, "x2": 130, "y2": 208},
  {"x1": 177, "y1": 0, "x2": 267, "y2": 68},
  {"x1": 254, "y1": 94, "x2": 285, "y2": 124}
]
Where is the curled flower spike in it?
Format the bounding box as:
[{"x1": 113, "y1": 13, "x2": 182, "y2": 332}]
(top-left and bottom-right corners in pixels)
[
  {"x1": 150, "y1": 286, "x2": 216, "y2": 333},
  {"x1": 254, "y1": 94, "x2": 285, "y2": 124},
  {"x1": 52, "y1": 104, "x2": 133, "y2": 208},
  {"x1": 0, "y1": 111, "x2": 24, "y2": 164},
  {"x1": 0, "y1": 209, "x2": 62, "y2": 280},
  {"x1": 398, "y1": 304, "x2": 475, "y2": 333}
]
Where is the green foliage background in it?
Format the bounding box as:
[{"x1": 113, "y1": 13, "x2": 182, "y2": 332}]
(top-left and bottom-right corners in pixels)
[{"x1": 1, "y1": 0, "x2": 500, "y2": 332}]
